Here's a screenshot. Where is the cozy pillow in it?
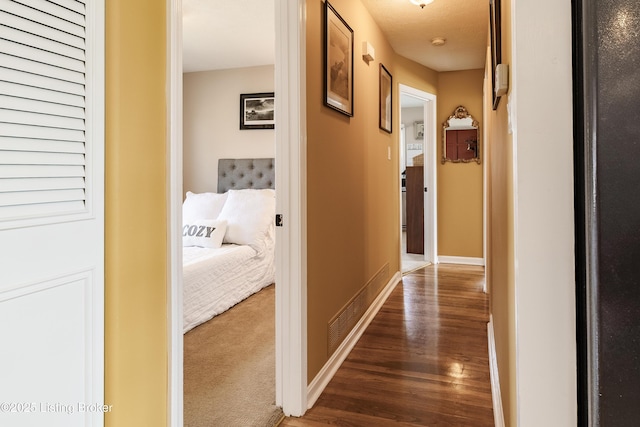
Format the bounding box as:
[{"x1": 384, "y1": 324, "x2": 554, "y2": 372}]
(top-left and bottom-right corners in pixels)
[
  {"x1": 182, "y1": 191, "x2": 228, "y2": 222},
  {"x1": 182, "y1": 219, "x2": 227, "y2": 248},
  {"x1": 216, "y1": 189, "x2": 275, "y2": 251}
]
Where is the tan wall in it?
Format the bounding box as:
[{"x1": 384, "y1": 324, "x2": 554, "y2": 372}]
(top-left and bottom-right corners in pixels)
[
  {"x1": 393, "y1": 54, "x2": 438, "y2": 96},
  {"x1": 305, "y1": 0, "x2": 408, "y2": 380},
  {"x1": 183, "y1": 66, "x2": 276, "y2": 194},
  {"x1": 105, "y1": 1, "x2": 167, "y2": 426},
  {"x1": 437, "y1": 70, "x2": 484, "y2": 258},
  {"x1": 486, "y1": 0, "x2": 516, "y2": 424}
]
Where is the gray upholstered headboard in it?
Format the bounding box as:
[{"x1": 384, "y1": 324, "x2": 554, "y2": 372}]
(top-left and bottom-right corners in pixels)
[{"x1": 217, "y1": 158, "x2": 275, "y2": 193}]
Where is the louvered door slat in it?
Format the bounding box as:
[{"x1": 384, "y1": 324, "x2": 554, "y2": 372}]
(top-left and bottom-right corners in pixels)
[
  {"x1": 3, "y1": 23, "x2": 85, "y2": 61},
  {"x1": 0, "y1": 94, "x2": 85, "y2": 119},
  {"x1": 0, "y1": 164, "x2": 85, "y2": 179},
  {"x1": 0, "y1": 39, "x2": 85, "y2": 74},
  {"x1": 0, "y1": 137, "x2": 85, "y2": 154},
  {"x1": 48, "y1": 0, "x2": 86, "y2": 15},
  {"x1": 1, "y1": 67, "x2": 85, "y2": 96},
  {"x1": 2, "y1": 151, "x2": 85, "y2": 165},
  {"x1": 0, "y1": 0, "x2": 85, "y2": 37},
  {"x1": 0, "y1": 177, "x2": 85, "y2": 192},
  {"x1": 0, "y1": 11, "x2": 85, "y2": 49},
  {"x1": 0, "y1": 81, "x2": 85, "y2": 108},
  {"x1": 14, "y1": 0, "x2": 85, "y2": 27},
  {"x1": 0, "y1": 122, "x2": 85, "y2": 142},
  {"x1": 1, "y1": 109, "x2": 85, "y2": 131}
]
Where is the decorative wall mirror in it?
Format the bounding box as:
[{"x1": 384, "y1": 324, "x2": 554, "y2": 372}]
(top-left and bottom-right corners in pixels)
[{"x1": 442, "y1": 105, "x2": 480, "y2": 164}]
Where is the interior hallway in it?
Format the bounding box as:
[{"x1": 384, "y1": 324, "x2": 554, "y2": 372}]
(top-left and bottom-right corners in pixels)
[{"x1": 279, "y1": 264, "x2": 493, "y2": 426}]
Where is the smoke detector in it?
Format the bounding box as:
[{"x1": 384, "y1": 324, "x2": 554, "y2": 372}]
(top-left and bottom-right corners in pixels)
[{"x1": 431, "y1": 37, "x2": 446, "y2": 47}]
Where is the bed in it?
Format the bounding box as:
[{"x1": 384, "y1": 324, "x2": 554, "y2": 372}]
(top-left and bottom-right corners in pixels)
[{"x1": 182, "y1": 158, "x2": 275, "y2": 333}]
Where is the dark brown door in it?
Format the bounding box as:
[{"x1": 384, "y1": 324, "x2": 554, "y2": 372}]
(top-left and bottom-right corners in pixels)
[{"x1": 405, "y1": 166, "x2": 424, "y2": 254}]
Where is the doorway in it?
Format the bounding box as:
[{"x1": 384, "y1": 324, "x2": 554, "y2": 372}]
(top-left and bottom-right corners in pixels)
[
  {"x1": 399, "y1": 84, "x2": 437, "y2": 272},
  {"x1": 168, "y1": 0, "x2": 308, "y2": 424}
]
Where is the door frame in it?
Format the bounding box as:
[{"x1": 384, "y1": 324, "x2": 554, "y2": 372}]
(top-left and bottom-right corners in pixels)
[
  {"x1": 167, "y1": 0, "x2": 183, "y2": 425},
  {"x1": 166, "y1": 0, "x2": 308, "y2": 424},
  {"x1": 399, "y1": 84, "x2": 438, "y2": 264}
]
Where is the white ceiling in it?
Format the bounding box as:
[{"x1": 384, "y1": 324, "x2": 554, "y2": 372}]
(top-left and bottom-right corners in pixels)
[
  {"x1": 182, "y1": 0, "x2": 487, "y2": 73},
  {"x1": 182, "y1": 0, "x2": 275, "y2": 73}
]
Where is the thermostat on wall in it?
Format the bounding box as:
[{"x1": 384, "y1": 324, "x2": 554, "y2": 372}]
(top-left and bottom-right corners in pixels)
[{"x1": 495, "y1": 63, "x2": 509, "y2": 97}]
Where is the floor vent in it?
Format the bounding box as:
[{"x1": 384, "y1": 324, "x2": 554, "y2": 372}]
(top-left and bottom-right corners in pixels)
[{"x1": 328, "y1": 263, "x2": 390, "y2": 354}]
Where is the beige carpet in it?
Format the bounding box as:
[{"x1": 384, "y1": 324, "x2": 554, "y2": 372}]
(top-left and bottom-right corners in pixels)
[{"x1": 184, "y1": 284, "x2": 283, "y2": 427}]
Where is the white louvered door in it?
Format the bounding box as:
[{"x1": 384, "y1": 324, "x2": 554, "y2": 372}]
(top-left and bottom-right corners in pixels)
[{"x1": 0, "y1": 1, "x2": 105, "y2": 426}]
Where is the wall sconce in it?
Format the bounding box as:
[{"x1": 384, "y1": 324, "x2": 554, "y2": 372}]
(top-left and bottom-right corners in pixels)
[
  {"x1": 362, "y1": 41, "x2": 375, "y2": 63},
  {"x1": 410, "y1": 0, "x2": 434, "y2": 8}
]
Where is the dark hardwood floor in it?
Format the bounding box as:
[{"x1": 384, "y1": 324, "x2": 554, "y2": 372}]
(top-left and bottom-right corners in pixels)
[{"x1": 279, "y1": 264, "x2": 493, "y2": 426}]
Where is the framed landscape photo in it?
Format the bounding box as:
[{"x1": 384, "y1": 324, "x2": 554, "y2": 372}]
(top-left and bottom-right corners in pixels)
[
  {"x1": 240, "y1": 92, "x2": 275, "y2": 129},
  {"x1": 323, "y1": 1, "x2": 354, "y2": 117},
  {"x1": 379, "y1": 64, "x2": 392, "y2": 133}
]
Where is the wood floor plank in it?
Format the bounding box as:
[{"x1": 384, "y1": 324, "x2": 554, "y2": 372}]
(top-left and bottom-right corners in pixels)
[{"x1": 279, "y1": 264, "x2": 494, "y2": 426}]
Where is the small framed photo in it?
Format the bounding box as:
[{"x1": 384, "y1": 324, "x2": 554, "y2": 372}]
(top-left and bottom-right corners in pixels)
[
  {"x1": 379, "y1": 64, "x2": 392, "y2": 133},
  {"x1": 240, "y1": 92, "x2": 275, "y2": 130},
  {"x1": 323, "y1": 1, "x2": 354, "y2": 117},
  {"x1": 414, "y1": 121, "x2": 424, "y2": 139}
]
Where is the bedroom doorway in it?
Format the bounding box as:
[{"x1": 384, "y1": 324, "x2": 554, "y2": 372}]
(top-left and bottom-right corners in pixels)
[
  {"x1": 169, "y1": 0, "x2": 307, "y2": 425},
  {"x1": 399, "y1": 84, "x2": 437, "y2": 272}
]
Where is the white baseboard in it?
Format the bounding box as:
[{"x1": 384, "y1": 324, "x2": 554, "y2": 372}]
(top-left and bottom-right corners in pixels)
[
  {"x1": 307, "y1": 271, "x2": 402, "y2": 409},
  {"x1": 438, "y1": 256, "x2": 485, "y2": 266},
  {"x1": 488, "y1": 315, "x2": 506, "y2": 427}
]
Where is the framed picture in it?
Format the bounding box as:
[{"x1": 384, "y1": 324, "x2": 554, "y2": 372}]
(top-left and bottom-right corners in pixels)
[
  {"x1": 490, "y1": 0, "x2": 502, "y2": 110},
  {"x1": 239, "y1": 92, "x2": 275, "y2": 130},
  {"x1": 414, "y1": 121, "x2": 424, "y2": 140},
  {"x1": 323, "y1": 1, "x2": 354, "y2": 117},
  {"x1": 379, "y1": 64, "x2": 392, "y2": 133}
]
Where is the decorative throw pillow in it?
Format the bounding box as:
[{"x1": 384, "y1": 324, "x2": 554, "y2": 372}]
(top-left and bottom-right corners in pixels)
[
  {"x1": 216, "y1": 189, "x2": 275, "y2": 251},
  {"x1": 182, "y1": 219, "x2": 227, "y2": 248},
  {"x1": 182, "y1": 191, "x2": 228, "y2": 222}
]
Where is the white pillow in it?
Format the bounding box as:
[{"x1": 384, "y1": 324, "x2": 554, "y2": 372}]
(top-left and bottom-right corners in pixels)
[
  {"x1": 182, "y1": 219, "x2": 227, "y2": 248},
  {"x1": 216, "y1": 189, "x2": 275, "y2": 252},
  {"x1": 182, "y1": 191, "x2": 227, "y2": 222}
]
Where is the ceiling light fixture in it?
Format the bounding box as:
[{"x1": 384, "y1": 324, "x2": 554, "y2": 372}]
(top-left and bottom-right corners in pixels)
[{"x1": 410, "y1": 0, "x2": 434, "y2": 8}]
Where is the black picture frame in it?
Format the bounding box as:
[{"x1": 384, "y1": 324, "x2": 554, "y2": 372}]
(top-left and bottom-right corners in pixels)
[
  {"x1": 379, "y1": 64, "x2": 392, "y2": 133},
  {"x1": 239, "y1": 92, "x2": 275, "y2": 130},
  {"x1": 323, "y1": 1, "x2": 354, "y2": 117},
  {"x1": 490, "y1": 0, "x2": 502, "y2": 110}
]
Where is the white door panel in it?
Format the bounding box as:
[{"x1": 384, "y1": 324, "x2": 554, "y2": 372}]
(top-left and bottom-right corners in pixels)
[
  {"x1": 0, "y1": 272, "x2": 102, "y2": 427},
  {"x1": 0, "y1": 1, "x2": 105, "y2": 426},
  {"x1": 0, "y1": 222, "x2": 101, "y2": 287}
]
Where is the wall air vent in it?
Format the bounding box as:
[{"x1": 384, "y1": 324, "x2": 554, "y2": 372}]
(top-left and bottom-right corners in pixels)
[{"x1": 328, "y1": 263, "x2": 389, "y2": 354}]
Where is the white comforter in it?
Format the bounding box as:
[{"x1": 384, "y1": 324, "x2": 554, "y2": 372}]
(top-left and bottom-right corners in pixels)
[{"x1": 182, "y1": 241, "x2": 275, "y2": 333}]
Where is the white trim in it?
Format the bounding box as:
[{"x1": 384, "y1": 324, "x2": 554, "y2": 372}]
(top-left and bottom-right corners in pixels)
[
  {"x1": 167, "y1": 0, "x2": 183, "y2": 426},
  {"x1": 482, "y1": 46, "x2": 490, "y2": 293},
  {"x1": 398, "y1": 84, "x2": 437, "y2": 265},
  {"x1": 488, "y1": 316, "x2": 506, "y2": 427},
  {"x1": 307, "y1": 271, "x2": 402, "y2": 409},
  {"x1": 275, "y1": 0, "x2": 308, "y2": 417},
  {"x1": 438, "y1": 256, "x2": 485, "y2": 266}
]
